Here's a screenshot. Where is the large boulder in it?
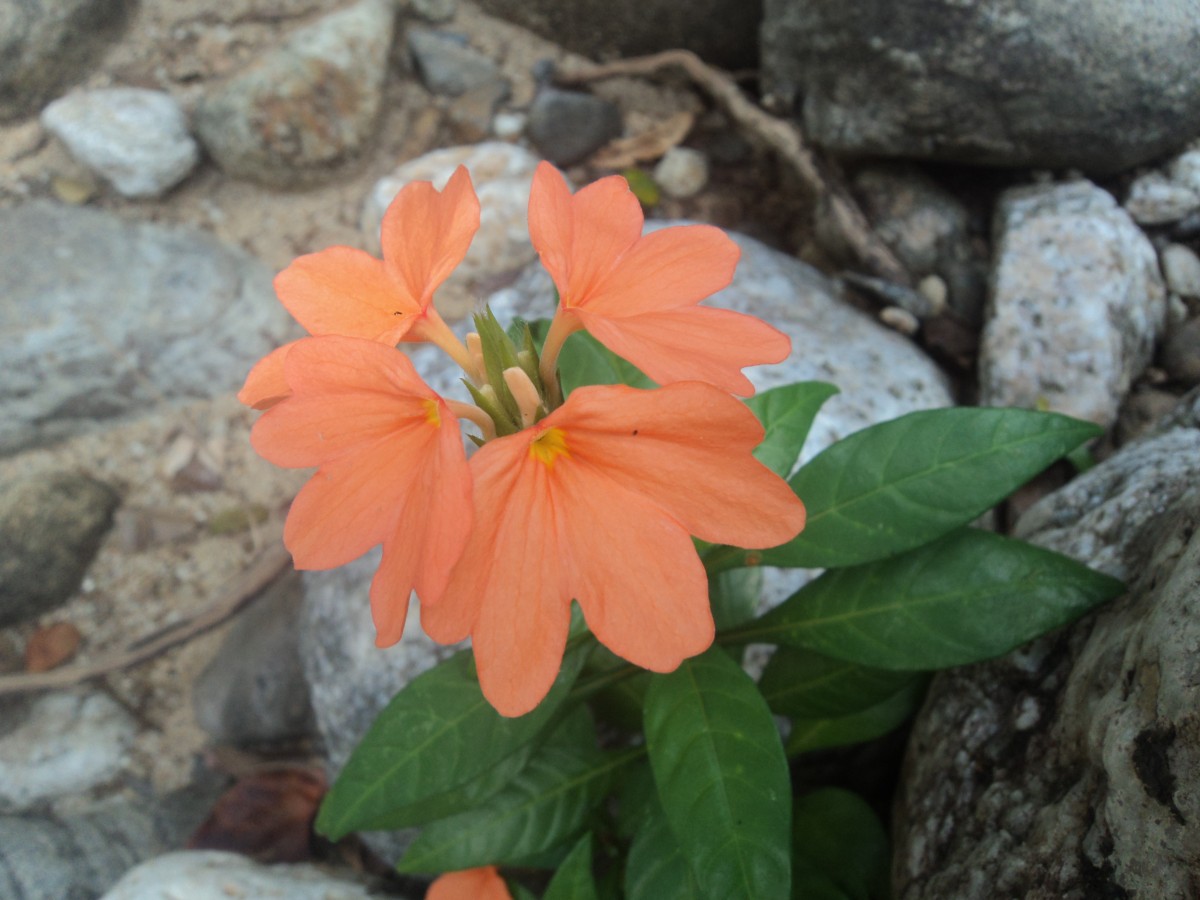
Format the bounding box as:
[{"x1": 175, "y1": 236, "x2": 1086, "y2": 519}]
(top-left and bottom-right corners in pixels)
[{"x1": 761, "y1": 0, "x2": 1200, "y2": 173}]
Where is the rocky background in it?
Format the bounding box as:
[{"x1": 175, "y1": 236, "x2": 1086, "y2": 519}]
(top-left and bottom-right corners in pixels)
[{"x1": 0, "y1": 0, "x2": 1198, "y2": 897}]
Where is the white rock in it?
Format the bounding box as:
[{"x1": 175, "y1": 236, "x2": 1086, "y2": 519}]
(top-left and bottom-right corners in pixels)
[
  {"x1": 361, "y1": 142, "x2": 542, "y2": 318},
  {"x1": 980, "y1": 181, "x2": 1166, "y2": 428},
  {"x1": 1124, "y1": 147, "x2": 1200, "y2": 225},
  {"x1": 99, "y1": 851, "x2": 376, "y2": 899},
  {"x1": 654, "y1": 146, "x2": 709, "y2": 199},
  {"x1": 0, "y1": 691, "x2": 136, "y2": 812},
  {"x1": 1161, "y1": 243, "x2": 1200, "y2": 298},
  {"x1": 41, "y1": 88, "x2": 199, "y2": 198}
]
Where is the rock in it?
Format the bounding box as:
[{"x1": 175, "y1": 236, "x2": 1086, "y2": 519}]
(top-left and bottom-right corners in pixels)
[
  {"x1": 0, "y1": 472, "x2": 119, "y2": 626},
  {"x1": 99, "y1": 850, "x2": 381, "y2": 900},
  {"x1": 979, "y1": 181, "x2": 1166, "y2": 428},
  {"x1": 40, "y1": 88, "x2": 199, "y2": 199},
  {"x1": 407, "y1": 28, "x2": 502, "y2": 97},
  {"x1": 473, "y1": 0, "x2": 760, "y2": 70},
  {"x1": 0, "y1": 691, "x2": 137, "y2": 812},
  {"x1": 894, "y1": 416, "x2": 1200, "y2": 898},
  {"x1": 194, "y1": 0, "x2": 395, "y2": 187},
  {"x1": 526, "y1": 88, "x2": 622, "y2": 167},
  {"x1": 761, "y1": 0, "x2": 1200, "y2": 173},
  {"x1": 653, "y1": 146, "x2": 709, "y2": 199},
  {"x1": 845, "y1": 164, "x2": 988, "y2": 325},
  {"x1": 192, "y1": 573, "x2": 315, "y2": 747},
  {"x1": 0, "y1": 780, "x2": 224, "y2": 900},
  {"x1": 361, "y1": 143, "x2": 542, "y2": 318},
  {"x1": 1115, "y1": 387, "x2": 1186, "y2": 445},
  {"x1": 1124, "y1": 147, "x2": 1200, "y2": 225},
  {"x1": 1160, "y1": 242, "x2": 1200, "y2": 298},
  {"x1": 0, "y1": 0, "x2": 129, "y2": 121},
  {"x1": 0, "y1": 202, "x2": 300, "y2": 454},
  {"x1": 1162, "y1": 317, "x2": 1200, "y2": 387},
  {"x1": 446, "y1": 81, "x2": 512, "y2": 143},
  {"x1": 411, "y1": 0, "x2": 457, "y2": 22}
]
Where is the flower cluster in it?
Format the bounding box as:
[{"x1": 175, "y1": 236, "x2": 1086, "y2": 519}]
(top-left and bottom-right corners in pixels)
[{"x1": 241, "y1": 162, "x2": 806, "y2": 716}]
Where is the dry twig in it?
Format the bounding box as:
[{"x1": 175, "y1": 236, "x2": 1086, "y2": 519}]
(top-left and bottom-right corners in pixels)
[
  {"x1": 0, "y1": 542, "x2": 292, "y2": 696},
  {"x1": 557, "y1": 50, "x2": 912, "y2": 285}
]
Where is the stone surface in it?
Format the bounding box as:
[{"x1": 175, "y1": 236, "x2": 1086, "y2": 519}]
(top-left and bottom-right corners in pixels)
[
  {"x1": 894, "y1": 426, "x2": 1200, "y2": 898},
  {"x1": 0, "y1": 0, "x2": 128, "y2": 120},
  {"x1": 1161, "y1": 242, "x2": 1200, "y2": 298},
  {"x1": 0, "y1": 691, "x2": 137, "y2": 812},
  {"x1": 1124, "y1": 147, "x2": 1200, "y2": 225},
  {"x1": 979, "y1": 181, "x2": 1166, "y2": 428},
  {"x1": 192, "y1": 573, "x2": 315, "y2": 747},
  {"x1": 411, "y1": 0, "x2": 457, "y2": 22},
  {"x1": 0, "y1": 472, "x2": 119, "y2": 626},
  {"x1": 361, "y1": 142, "x2": 543, "y2": 317},
  {"x1": 654, "y1": 146, "x2": 709, "y2": 199},
  {"x1": 526, "y1": 88, "x2": 622, "y2": 167},
  {"x1": 194, "y1": 0, "x2": 395, "y2": 187},
  {"x1": 0, "y1": 202, "x2": 299, "y2": 455},
  {"x1": 99, "y1": 850, "x2": 381, "y2": 899},
  {"x1": 473, "y1": 0, "x2": 761, "y2": 70},
  {"x1": 407, "y1": 28, "x2": 501, "y2": 97},
  {"x1": 1162, "y1": 317, "x2": 1200, "y2": 387},
  {"x1": 40, "y1": 88, "x2": 199, "y2": 198},
  {"x1": 761, "y1": 0, "x2": 1200, "y2": 173}
]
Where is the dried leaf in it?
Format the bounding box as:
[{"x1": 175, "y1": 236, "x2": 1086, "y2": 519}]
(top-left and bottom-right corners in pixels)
[
  {"x1": 24, "y1": 622, "x2": 82, "y2": 673},
  {"x1": 591, "y1": 111, "x2": 694, "y2": 169}
]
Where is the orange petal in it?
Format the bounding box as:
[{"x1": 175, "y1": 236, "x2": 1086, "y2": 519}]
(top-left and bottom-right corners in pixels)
[
  {"x1": 579, "y1": 224, "x2": 739, "y2": 316},
  {"x1": 528, "y1": 163, "x2": 642, "y2": 306},
  {"x1": 274, "y1": 246, "x2": 417, "y2": 344},
  {"x1": 557, "y1": 463, "x2": 714, "y2": 671},
  {"x1": 238, "y1": 342, "x2": 296, "y2": 410},
  {"x1": 578, "y1": 305, "x2": 791, "y2": 396},
  {"x1": 427, "y1": 867, "x2": 511, "y2": 900},
  {"x1": 382, "y1": 166, "x2": 480, "y2": 309},
  {"x1": 559, "y1": 383, "x2": 806, "y2": 549}
]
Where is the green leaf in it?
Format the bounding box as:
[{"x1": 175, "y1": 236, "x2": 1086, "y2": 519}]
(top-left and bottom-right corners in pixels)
[
  {"x1": 710, "y1": 566, "x2": 763, "y2": 630},
  {"x1": 786, "y1": 678, "x2": 926, "y2": 755},
  {"x1": 397, "y1": 712, "x2": 636, "y2": 873},
  {"x1": 762, "y1": 407, "x2": 1103, "y2": 569},
  {"x1": 625, "y1": 802, "x2": 702, "y2": 900},
  {"x1": 511, "y1": 884, "x2": 538, "y2": 900},
  {"x1": 792, "y1": 789, "x2": 889, "y2": 900},
  {"x1": 745, "y1": 529, "x2": 1124, "y2": 670},
  {"x1": 758, "y1": 646, "x2": 920, "y2": 720},
  {"x1": 744, "y1": 382, "x2": 839, "y2": 478},
  {"x1": 644, "y1": 648, "x2": 792, "y2": 900},
  {"x1": 316, "y1": 645, "x2": 588, "y2": 839},
  {"x1": 557, "y1": 330, "x2": 655, "y2": 394},
  {"x1": 543, "y1": 833, "x2": 598, "y2": 900}
]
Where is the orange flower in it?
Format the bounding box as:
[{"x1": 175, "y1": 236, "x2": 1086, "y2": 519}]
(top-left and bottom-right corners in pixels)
[
  {"x1": 427, "y1": 866, "x2": 511, "y2": 900},
  {"x1": 240, "y1": 166, "x2": 480, "y2": 409},
  {"x1": 529, "y1": 161, "x2": 790, "y2": 398},
  {"x1": 250, "y1": 335, "x2": 473, "y2": 646},
  {"x1": 422, "y1": 381, "x2": 807, "y2": 717}
]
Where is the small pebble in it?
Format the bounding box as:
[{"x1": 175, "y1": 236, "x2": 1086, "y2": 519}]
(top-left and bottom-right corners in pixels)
[
  {"x1": 917, "y1": 274, "x2": 949, "y2": 316},
  {"x1": 880, "y1": 305, "x2": 920, "y2": 335},
  {"x1": 1161, "y1": 243, "x2": 1200, "y2": 298},
  {"x1": 653, "y1": 146, "x2": 709, "y2": 199}
]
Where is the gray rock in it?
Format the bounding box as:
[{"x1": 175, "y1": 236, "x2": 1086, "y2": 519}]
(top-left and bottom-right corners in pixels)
[
  {"x1": 0, "y1": 0, "x2": 129, "y2": 121},
  {"x1": 0, "y1": 691, "x2": 137, "y2": 812},
  {"x1": 0, "y1": 202, "x2": 300, "y2": 454},
  {"x1": 445, "y1": 80, "x2": 511, "y2": 143},
  {"x1": 194, "y1": 0, "x2": 395, "y2": 187},
  {"x1": 407, "y1": 28, "x2": 501, "y2": 97},
  {"x1": 361, "y1": 143, "x2": 542, "y2": 318},
  {"x1": 1160, "y1": 242, "x2": 1200, "y2": 298},
  {"x1": 99, "y1": 850, "x2": 380, "y2": 900},
  {"x1": 192, "y1": 573, "x2": 315, "y2": 747},
  {"x1": 473, "y1": 0, "x2": 760, "y2": 70},
  {"x1": 1162, "y1": 317, "x2": 1200, "y2": 387},
  {"x1": 653, "y1": 146, "x2": 709, "y2": 200},
  {"x1": 762, "y1": 0, "x2": 1200, "y2": 173},
  {"x1": 0, "y1": 472, "x2": 119, "y2": 626},
  {"x1": 527, "y1": 88, "x2": 622, "y2": 167},
  {"x1": 0, "y1": 781, "x2": 223, "y2": 900},
  {"x1": 1124, "y1": 147, "x2": 1200, "y2": 225},
  {"x1": 894, "y1": 432, "x2": 1200, "y2": 898},
  {"x1": 40, "y1": 88, "x2": 199, "y2": 198},
  {"x1": 980, "y1": 181, "x2": 1166, "y2": 428},
  {"x1": 411, "y1": 0, "x2": 457, "y2": 22}
]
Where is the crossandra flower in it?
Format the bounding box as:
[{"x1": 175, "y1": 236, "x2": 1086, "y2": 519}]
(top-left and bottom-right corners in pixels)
[
  {"x1": 529, "y1": 161, "x2": 791, "y2": 399},
  {"x1": 239, "y1": 166, "x2": 480, "y2": 409},
  {"x1": 427, "y1": 866, "x2": 511, "y2": 900},
  {"x1": 422, "y1": 381, "x2": 807, "y2": 718},
  {"x1": 250, "y1": 335, "x2": 474, "y2": 646}
]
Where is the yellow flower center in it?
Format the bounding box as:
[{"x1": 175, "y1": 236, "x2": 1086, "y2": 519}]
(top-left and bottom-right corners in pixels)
[
  {"x1": 529, "y1": 427, "x2": 570, "y2": 469},
  {"x1": 422, "y1": 398, "x2": 442, "y2": 428}
]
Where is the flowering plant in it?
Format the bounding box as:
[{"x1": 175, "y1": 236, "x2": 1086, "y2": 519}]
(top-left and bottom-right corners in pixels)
[{"x1": 242, "y1": 164, "x2": 1122, "y2": 898}]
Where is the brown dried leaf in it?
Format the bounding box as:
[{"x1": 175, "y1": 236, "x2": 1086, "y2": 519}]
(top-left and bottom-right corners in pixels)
[
  {"x1": 25, "y1": 622, "x2": 82, "y2": 673},
  {"x1": 590, "y1": 111, "x2": 695, "y2": 169}
]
